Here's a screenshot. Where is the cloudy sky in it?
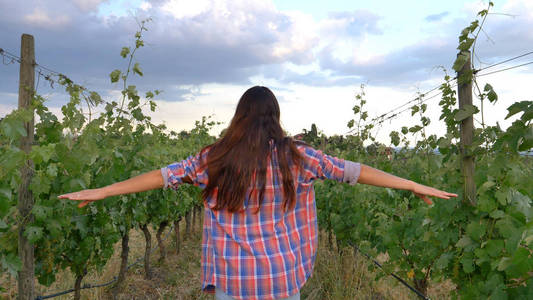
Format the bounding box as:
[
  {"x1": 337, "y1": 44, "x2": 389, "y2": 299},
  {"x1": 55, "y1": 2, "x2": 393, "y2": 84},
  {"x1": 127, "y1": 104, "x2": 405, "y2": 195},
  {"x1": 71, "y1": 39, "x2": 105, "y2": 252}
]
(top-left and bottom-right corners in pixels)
[{"x1": 1, "y1": 0, "x2": 532, "y2": 143}]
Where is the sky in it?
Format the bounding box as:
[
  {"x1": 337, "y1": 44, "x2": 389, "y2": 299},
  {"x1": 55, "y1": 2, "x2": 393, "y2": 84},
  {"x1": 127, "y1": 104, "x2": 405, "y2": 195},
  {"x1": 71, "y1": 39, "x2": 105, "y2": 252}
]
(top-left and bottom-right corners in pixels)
[{"x1": 0, "y1": 0, "x2": 532, "y2": 144}]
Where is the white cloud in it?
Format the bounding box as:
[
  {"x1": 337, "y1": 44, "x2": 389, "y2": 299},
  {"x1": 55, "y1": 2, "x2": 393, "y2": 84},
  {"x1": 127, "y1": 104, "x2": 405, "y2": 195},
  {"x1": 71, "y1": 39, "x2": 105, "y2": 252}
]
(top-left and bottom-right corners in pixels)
[
  {"x1": 161, "y1": 0, "x2": 210, "y2": 19},
  {"x1": 0, "y1": 94, "x2": 17, "y2": 118},
  {"x1": 72, "y1": 0, "x2": 109, "y2": 12},
  {"x1": 155, "y1": 0, "x2": 318, "y2": 64},
  {"x1": 140, "y1": 1, "x2": 152, "y2": 11},
  {"x1": 462, "y1": 0, "x2": 488, "y2": 15},
  {"x1": 148, "y1": 83, "x2": 243, "y2": 135},
  {"x1": 503, "y1": 0, "x2": 533, "y2": 13},
  {"x1": 270, "y1": 11, "x2": 318, "y2": 64},
  {"x1": 23, "y1": 8, "x2": 70, "y2": 28}
]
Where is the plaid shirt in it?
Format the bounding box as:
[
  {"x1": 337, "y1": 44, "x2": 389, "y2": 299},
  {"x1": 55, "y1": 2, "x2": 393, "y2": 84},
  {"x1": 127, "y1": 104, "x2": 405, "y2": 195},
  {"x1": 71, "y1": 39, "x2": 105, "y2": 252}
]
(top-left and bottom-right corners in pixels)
[{"x1": 163, "y1": 143, "x2": 358, "y2": 300}]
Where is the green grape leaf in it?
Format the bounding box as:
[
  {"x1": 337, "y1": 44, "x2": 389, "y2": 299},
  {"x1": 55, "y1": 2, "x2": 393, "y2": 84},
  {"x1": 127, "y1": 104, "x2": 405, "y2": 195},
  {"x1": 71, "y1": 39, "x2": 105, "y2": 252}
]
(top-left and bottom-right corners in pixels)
[
  {"x1": 483, "y1": 84, "x2": 498, "y2": 103},
  {"x1": 411, "y1": 105, "x2": 420, "y2": 116},
  {"x1": 479, "y1": 180, "x2": 495, "y2": 192},
  {"x1": 120, "y1": 47, "x2": 130, "y2": 58},
  {"x1": 389, "y1": 131, "x2": 400, "y2": 146},
  {"x1": 489, "y1": 210, "x2": 505, "y2": 219},
  {"x1": 461, "y1": 256, "x2": 475, "y2": 273},
  {"x1": 409, "y1": 125, "x2": 422, "y2": 133},
  {"x1": 347, "y1": 119, "x2": 354, "y2": 129},
  {"x1": 88, "y1": 91, "x2": 102, "y2": 106},
  {"x1": 0, "y1": 253, "x2": 21, "y2": 277},
  {"x1": 132, "y1": 108, "x2": 144, "y2": 121},
  {"x1": 24, "y1": 226, "x2": 43, "y2": 243},
  {"x1": 438, "y1": 137, "x2": 451, "y2": 149},
  {"x1": 508, "y1": 247, "x2": 533, "y2": 278},
  {"x1": 519, "y1": 126, "x2": 533, "y2": 151},
  {"x1": 458, "y1": 37, "x2": 474, "y2": 51},
  {"x1": 510, "y1": 190, "x2": 532, "y2": 219},
  {"x1": 484, "y1": 239, "x2": 504, "y2": 258},
  {"x1": 31, "y1": 144, "x2": 55, "y2": 164},
  {"x1": 454, "y1": 104, "x2": 479, "y2": 121},
  {"x1": 0, "y1": 188, "x2": 12, "y2": 201},
  {"x1": 505, "y1": 101, "x2": 532, "y2": 119},
  {"x1": 459, "y1": 28, "x2": 470, "y2": 41},
  {"x1": 1, "y1": 118, "x2": 26, "y2": 139},
  {"x1": 489, "y1": 287, "x2": 507, "y2": 300},
  {"x1": 69, "y1": 178, "x2": 87, "y2": 190},
  {"x1": 33, "y1": 205, "x2": 52, "y2": 220},
  {"x1": 0, "y1": 193, "x2": 11, "y2": 215},
  {"x1": 466, "y1": 222, "x2": 486, "y2": 241},
  {"x1": 75, "y1": 216, "x2": 89, "y2": 238},
  {"x1": 456, "y1": 235, "x2": 473, "y2": 248},
  {"x1": 497, "y1": 257, "x2": 512, "y2": 271},
  {"x1": 133, "y1": 63, "x2": 143, "y2": 76},
  {"x1": 453, "y1": 52, "x2": 470, "y2": 72},
  {"x1": 46, "y1": 164, "x2": 58, "y2": 177},
  {"x1": 495, "y1": 219, "x2": 517, "y2": 239},
  {"x1": 495, "y1": 189, "x2": 508, "y2": 206},
  {"x1": 0, "y1": 219, "x2": 7, "y2": 229},
  {"x1": 46, "y1": 219, "x2": 63, "y2": 238},
  {"x1": 478, "y1": 195, "x2": 497, "y2": 213},
  {"x1": 30, "y1": 173, "x2": 51, "y2": 197},
  {"x1": 110, "y1": 69, "x2": 121, "y2": 83},
  {"x1": 435, "y1": 253, "x2": 453, "y2": 270}
]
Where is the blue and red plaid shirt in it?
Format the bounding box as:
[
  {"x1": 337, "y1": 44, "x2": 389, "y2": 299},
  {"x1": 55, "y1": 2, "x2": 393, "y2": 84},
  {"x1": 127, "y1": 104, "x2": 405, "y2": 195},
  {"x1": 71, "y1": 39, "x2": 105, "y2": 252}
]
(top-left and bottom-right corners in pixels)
[{"x1": 162, "y1": 143, "x2": 360, "y2": 300}]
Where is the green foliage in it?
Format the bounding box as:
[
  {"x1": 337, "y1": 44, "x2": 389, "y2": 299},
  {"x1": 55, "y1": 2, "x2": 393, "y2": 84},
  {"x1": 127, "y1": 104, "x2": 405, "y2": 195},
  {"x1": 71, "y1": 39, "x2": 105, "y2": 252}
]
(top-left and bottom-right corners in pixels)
[
  {"x1": 120, "y1": 47, "x2": 130, "y2": 58},
  {"x1": 484, "y1": 84, "x2": 498, "y2": 103},
  {"x1": 110, "y1": 69, "x2": 121, "y2": 83},
  {"x1": 133, "y1": 63, "x2": 143, "y2": 76},
  {"x1": 311, "y1": 4, "x2": 532, "y2": 298},
  {"x1": 0, "y1": 20, "x2": 208, "y2": 287},
  {"x1": 454, "y1": 104, "x2": 479, "y2": 122},
  {"x1": 314, "y1": 86, "x2": 532, "y2": 296}
]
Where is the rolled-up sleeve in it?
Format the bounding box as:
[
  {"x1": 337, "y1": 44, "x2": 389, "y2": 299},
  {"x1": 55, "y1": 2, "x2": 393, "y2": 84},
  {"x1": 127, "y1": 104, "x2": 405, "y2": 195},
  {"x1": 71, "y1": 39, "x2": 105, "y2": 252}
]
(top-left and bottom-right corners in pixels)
[
  {"x1": 299, "y1": 145, "x2": 360, "y2": 185},
  {"x1": 343, "y1": 160, "x2": 361, "y2": 185},
  {"x1": 161, "y1": 150, "x2": 208, "y2": 190}
]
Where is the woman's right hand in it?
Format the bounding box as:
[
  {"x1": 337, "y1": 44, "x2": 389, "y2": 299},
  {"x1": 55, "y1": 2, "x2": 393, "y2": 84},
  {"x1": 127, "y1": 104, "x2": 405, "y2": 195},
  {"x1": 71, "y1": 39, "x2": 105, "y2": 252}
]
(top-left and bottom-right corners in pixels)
[{"x1": 58, "y1": 188, "x2": 107, "y2": 208}]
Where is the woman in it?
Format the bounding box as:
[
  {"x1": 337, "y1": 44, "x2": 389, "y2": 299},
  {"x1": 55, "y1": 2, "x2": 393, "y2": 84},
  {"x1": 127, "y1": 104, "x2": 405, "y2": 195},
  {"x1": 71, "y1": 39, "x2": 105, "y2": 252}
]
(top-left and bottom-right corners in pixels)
[{"x1": 59, "y1": 86, "x2": 457, "y2": 300}]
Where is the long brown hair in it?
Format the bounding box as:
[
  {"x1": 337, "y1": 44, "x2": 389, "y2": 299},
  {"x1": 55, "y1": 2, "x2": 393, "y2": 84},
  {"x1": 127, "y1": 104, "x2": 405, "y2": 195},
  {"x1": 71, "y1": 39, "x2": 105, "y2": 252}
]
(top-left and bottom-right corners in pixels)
[{"x1": 202, "y1": 86, "x2": 302, "y2": 212}]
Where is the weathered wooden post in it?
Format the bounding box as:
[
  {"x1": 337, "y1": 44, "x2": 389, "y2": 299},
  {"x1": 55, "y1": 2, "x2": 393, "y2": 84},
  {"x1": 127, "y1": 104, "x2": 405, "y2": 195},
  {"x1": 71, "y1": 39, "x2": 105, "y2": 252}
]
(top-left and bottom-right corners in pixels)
[
  {"x1": 457, "y1": 50, "x2": 476, "y2": 206},
  {"x1": 17, "y1": 33, "x2": 35, "y2": 300}
]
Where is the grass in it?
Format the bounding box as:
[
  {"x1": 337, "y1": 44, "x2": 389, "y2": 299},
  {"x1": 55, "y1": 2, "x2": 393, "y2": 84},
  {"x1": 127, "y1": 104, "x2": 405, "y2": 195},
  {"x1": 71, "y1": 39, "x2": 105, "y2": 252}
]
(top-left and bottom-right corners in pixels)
[
  {"x1": 1, "y1": 215, "x2": 454, "y2": 299},
  {"x1": 301, "y1": 233, "x2": 455, "y2": 300}
]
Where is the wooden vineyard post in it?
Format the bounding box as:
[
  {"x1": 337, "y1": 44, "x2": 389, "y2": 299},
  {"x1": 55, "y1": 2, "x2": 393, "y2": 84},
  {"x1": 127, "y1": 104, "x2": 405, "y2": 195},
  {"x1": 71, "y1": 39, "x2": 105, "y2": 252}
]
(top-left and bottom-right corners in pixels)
[
  {"x1": 17, "y1": 34, "x2": 36, "y2": 300},
  {"x1": 185, "y1": 210, "x2": 191, "y2": 239},
  {"x1": 457, "y1": 50, "x2": 476, "y2": 206},
  {"x1": 174, "y1": 219, "x2": 180, "y2": 254},
  {"x1": 192, "y1": 205, "x2": 196, "y2": 230}
]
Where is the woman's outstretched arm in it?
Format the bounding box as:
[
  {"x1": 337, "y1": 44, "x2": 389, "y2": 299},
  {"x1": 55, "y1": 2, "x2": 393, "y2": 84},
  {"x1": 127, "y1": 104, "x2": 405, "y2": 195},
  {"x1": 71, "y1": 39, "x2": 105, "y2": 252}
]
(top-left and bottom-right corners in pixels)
[
  {"x1": 357, "y1": 164, "x2": 457, "y2": 205},
  {"x1": 58, "y1": 169, "x2": 164, "y2": 208}
]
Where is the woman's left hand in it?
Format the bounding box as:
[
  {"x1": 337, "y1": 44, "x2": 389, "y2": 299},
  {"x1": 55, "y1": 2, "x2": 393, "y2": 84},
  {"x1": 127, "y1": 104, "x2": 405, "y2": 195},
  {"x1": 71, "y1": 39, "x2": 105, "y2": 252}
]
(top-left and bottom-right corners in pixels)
[
  {"x1": 410, "y1": 182, "x2": 457, "y2": 205},
  {"x1": 58, "y1": 188, "x2": 107, "y2": 208}
]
